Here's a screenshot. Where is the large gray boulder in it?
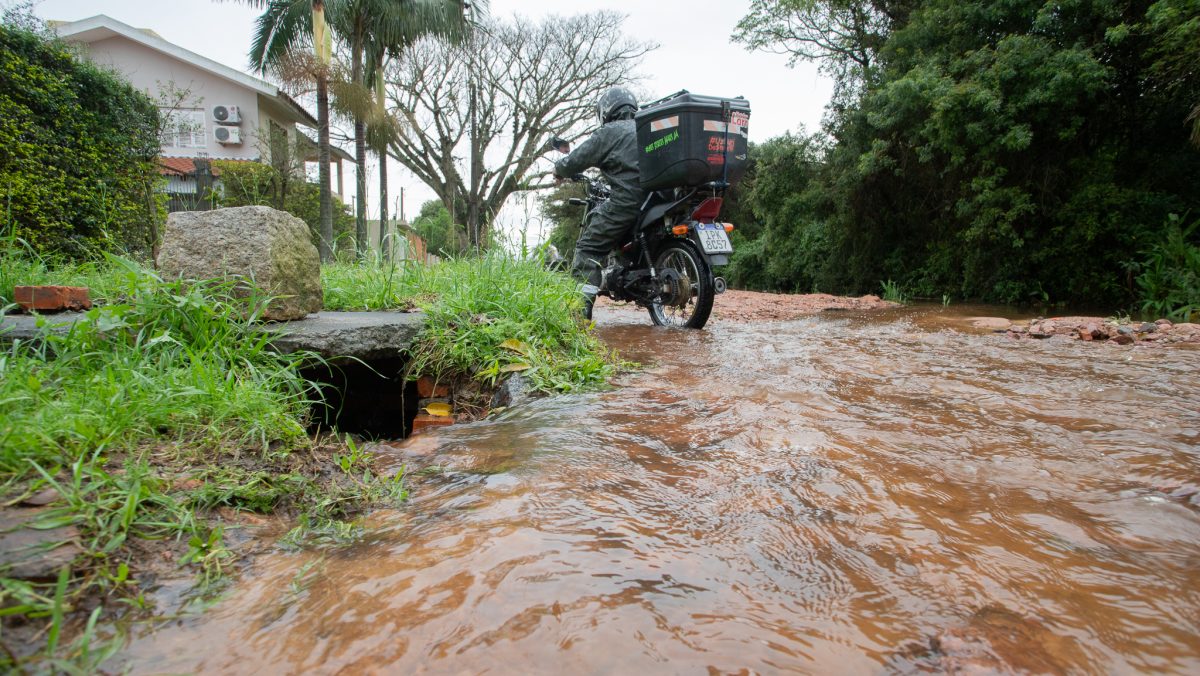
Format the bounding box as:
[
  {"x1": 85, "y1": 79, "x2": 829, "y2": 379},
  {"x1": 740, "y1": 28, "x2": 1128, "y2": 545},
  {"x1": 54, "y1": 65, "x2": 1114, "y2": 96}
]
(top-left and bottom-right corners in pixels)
[{"x1": 158, "y1": 206, "x2": 322, "y2": 320}]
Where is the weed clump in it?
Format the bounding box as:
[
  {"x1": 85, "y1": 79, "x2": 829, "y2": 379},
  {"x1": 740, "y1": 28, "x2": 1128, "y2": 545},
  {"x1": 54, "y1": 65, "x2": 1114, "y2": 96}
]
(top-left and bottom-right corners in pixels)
[
  {"x1": 1135, "y1": 214, "x2": 1199, "y2": 322},
  {"x1": 0, "y1": 252, "x2": 403, "y2": 671},
  {"x1": 323, "y1": 252, "x2": 619, "y2": 394}
]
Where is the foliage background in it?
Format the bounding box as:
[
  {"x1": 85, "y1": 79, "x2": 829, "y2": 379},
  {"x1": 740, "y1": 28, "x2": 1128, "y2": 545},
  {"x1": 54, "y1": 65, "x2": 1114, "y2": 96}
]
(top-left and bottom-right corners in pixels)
[
  {"x1": 0, "y1": 21, "x2": 162, "y2": 255},
  {"x1": 213, "y1": 159, "x2": 356, "y2": 253},
  {"x1": 720, "y1": 0, "x2": 1200, "y2": 307},
  {"x1": 411, "y1": 199, "x2": 471, "y2": 258}
]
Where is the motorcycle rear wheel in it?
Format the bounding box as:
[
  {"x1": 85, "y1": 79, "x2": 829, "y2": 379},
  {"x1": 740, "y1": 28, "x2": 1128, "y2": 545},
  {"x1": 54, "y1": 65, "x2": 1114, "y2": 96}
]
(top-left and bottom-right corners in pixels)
[{"x1": 647, "y1": 239, "x2": 714, "y2": 329}]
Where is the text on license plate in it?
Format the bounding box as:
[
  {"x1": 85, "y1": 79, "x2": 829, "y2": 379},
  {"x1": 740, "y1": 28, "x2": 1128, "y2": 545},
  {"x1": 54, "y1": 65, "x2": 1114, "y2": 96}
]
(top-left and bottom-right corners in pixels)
[{"x1": 695, "y1": 223, "x2": 733, "y2": 254}]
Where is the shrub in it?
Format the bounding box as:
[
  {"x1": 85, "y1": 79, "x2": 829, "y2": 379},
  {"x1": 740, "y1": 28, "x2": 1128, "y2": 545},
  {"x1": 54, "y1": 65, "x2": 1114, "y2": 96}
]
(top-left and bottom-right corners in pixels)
[
  {"x1": 322, "y1": 255, "x2": 618, "y2": 393},
  {"x1": 0, "y1": 21, "x2": 162, "y2": 256},
  {"x1": 1136, "y1": 214, "x2": 1200, "y2": 321}
]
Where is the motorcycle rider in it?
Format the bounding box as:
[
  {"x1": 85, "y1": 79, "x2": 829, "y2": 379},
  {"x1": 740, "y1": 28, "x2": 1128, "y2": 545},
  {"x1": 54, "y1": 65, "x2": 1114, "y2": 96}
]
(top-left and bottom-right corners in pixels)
[{"x1": 552, "y1": 87, "x2": 646, "y2": 319}]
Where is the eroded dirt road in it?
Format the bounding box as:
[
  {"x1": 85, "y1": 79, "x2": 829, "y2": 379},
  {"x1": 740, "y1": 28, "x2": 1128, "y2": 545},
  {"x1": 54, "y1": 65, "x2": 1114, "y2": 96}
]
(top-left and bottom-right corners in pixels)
[{"x1": 115, "y1": 298, "x2": 1200, "y2": 673}]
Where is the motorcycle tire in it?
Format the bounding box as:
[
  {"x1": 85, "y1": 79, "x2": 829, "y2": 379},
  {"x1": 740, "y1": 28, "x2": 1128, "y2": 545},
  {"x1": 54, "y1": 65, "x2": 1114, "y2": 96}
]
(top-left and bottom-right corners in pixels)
[{"x1": 647, "y1": 239, "x2": 715, "y2": 329}]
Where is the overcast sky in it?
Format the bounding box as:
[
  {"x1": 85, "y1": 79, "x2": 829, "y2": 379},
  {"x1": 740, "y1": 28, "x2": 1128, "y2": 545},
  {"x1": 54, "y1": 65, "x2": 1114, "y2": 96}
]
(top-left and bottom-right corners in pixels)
[{"x1": 25, "y1": 0, "x2": 833, "y2": 240}]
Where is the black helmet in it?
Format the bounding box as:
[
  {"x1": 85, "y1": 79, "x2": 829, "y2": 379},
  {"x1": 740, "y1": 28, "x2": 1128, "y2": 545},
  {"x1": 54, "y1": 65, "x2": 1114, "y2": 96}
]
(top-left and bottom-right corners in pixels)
[{"x1": 596, "y1": 87, "x2": 637, "y2": 123}]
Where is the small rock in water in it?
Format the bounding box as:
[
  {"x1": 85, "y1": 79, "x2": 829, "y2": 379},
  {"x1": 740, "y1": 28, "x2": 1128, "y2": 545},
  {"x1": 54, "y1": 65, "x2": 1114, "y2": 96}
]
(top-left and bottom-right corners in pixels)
[
  {"x1": 22, "y1": 487, "x2": 61, "y2": 506},
  {"x1": 0, "y1": 508, "x2": 82, "y2": 581},
  {"x1": 921, "y1": 605, "x2": 1084, "y2": 674},
  {"x1": 1169, "y1": 485, "x2": 1198, "y2": 499},
  {"x1": 1112, "y1": 334, "x2": 1135, "y2": 345},
  {"x1": 1138, "y1": 322, "x2": 1157, "y2": 333},
  {"x1": 971, "y1": 317, "x2": 1012, "y2": 331},
  {"x1": 1155, "y1": 318, "x2": 1172, "y2": 327},
  {"x1": 491, "y1": 373, "x2": 530, "y2": 410}
]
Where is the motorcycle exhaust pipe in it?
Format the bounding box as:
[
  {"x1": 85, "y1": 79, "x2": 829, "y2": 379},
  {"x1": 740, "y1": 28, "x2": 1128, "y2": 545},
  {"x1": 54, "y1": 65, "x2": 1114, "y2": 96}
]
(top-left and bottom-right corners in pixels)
[{"x1": 714, "y1": 277, "x2": 727, "y2": 294}]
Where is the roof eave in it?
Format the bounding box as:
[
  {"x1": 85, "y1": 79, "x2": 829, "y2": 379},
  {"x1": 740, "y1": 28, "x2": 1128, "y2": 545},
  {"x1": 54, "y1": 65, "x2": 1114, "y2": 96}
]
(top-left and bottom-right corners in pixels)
[{"x1": 55, "y1": 15, "x2": 283, "y2": 102}]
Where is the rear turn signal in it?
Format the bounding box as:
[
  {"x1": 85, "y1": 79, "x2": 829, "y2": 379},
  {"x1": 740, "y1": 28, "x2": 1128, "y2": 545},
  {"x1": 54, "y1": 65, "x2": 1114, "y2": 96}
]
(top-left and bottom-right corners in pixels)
[
  {"x1": 723, "y1": 223, "x2": 735, "y2": 233},
  {"x1": 672, "y1": 224, "x2": 689, "y2": 236}
]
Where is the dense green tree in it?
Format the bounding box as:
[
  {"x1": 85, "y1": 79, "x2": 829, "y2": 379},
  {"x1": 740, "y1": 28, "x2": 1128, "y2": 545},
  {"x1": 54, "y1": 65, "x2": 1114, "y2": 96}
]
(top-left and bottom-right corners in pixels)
[
  {"x1": 411, "y1": 199, "x2": 469, "y2": 257},
  {"x1": 725, "y1": 135, "x2": 830, "y2": 291},
  {"x1": 735, "y1": 0, "x2": 1200, "y2": 305},
  {"x1": 1137, "y1": 0, "x2": 1200, "y2": 143},
  {"x1": 0, "y1": 21, "x2": 161, "y2": 256},
  {"x1": 213, "y1": 159, "x2": 355, "y2": 249}
]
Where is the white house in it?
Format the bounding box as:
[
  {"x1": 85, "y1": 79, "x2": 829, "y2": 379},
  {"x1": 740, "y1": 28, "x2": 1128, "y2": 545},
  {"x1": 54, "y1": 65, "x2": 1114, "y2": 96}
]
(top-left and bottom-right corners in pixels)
[{"x1": 53, "y1": 14, "x2": 350, "y2": 204}]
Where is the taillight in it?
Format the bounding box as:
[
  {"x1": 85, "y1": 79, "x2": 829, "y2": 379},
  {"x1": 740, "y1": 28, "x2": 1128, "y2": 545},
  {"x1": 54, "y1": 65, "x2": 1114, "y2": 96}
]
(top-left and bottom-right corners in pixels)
[
  {"x1": 690, "y1": 197, "x2": 723, "y2": 223},
  {"x1": 671, "y1": 224, "x2": 689, "y2": 236},
  {"x1": 723, "y1": 223, "x2": 735, "y2": 233}
]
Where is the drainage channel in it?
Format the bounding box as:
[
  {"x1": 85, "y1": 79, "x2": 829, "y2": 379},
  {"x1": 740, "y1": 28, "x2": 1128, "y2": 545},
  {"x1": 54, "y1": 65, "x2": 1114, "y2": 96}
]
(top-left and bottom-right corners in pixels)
[{"x1": 301, "y1": 358, "x2": 421, "y2": 439}]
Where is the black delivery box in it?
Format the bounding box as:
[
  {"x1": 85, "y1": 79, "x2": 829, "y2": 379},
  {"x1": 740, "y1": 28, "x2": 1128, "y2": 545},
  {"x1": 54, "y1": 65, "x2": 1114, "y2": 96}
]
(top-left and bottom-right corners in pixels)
[{"x1": 634, "y1": 91, "x2": 751, "y2": 191}]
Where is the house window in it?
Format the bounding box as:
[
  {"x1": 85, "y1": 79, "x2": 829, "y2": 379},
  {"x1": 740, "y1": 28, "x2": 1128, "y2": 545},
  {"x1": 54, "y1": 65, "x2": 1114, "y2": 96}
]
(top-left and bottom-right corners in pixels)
[{"x1": 161, "y1": 108, "x2": 207, "y2": 149}]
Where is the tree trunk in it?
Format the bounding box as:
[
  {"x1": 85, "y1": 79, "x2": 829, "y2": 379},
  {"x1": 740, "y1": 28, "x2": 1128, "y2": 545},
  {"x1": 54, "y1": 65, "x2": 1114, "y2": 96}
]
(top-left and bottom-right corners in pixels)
[
  {"x1": 352, "y1": 30, "x2": 367, "y2": 260},
  {"x1": 355, "y1": 119, "x2": 367, "y2": 259},
  {"x1": 467, "y1": 83, "x2": 483, "y2": 252},
  {"x1": 316, "y1": 78, "x2": 334, "y2": 262},
  {"x1": 466, "y1": 201, "x2": 481, "y2": 251},
  {"x1": 378, "y1": 147, "x2": 389, "y2": 260},
  {"x1": 314, "y1": 2, "x2": 333, "y2": 262},
  {"x1": 376, "y1": 63, "x2": 389, "y2": 260}
]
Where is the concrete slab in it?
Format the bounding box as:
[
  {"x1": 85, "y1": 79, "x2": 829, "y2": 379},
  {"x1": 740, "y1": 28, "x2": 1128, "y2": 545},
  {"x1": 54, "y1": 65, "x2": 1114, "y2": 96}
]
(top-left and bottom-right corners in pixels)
[
  {"x1": 0, "y1": 310, "x2": 425, "y2": 362},
  {"x1": 269, "y1": 311, "x2": 425, "y2": 360}
]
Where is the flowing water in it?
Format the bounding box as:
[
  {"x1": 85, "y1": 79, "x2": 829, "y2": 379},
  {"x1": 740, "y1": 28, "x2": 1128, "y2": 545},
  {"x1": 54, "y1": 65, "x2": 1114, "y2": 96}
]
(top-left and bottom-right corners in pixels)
[{"x1": 120, "y1": 306, "x2": 1200, "y2": 674}]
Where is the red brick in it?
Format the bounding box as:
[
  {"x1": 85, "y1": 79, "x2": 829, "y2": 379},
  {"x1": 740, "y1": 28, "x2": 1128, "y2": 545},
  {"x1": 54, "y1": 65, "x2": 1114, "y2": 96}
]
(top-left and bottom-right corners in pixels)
[
  {"x1": 13, "y1": 286, "x2": 92, "y2": 313},
  {"x1": 410, "y1": 414, "x2": 454, "y2": 435},
  {"x1": 416, "y1": 375, "x2": 450, "y2": 399}
]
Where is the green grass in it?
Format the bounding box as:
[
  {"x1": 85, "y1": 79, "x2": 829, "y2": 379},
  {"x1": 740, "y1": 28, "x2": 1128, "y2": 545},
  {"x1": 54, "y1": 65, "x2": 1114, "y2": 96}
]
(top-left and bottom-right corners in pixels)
[
  {"x1": 1, "y1": 241, "x2": 615, "y2": 671},
  {"x1": 880, "y1": 279, "x2": 909, "y2": 304},
  {"x1": 323, "y1": 253, "x2": 619, "y2": 393},
  {"x1": 0, "y1": 246, "x2": 405, "y2": 672},
  {"x1": 321, "y1": 255, "x2": 423, "y2": 311},
  {"x1": 1, "y1": 259, "x2": 312, "y2": 465}
]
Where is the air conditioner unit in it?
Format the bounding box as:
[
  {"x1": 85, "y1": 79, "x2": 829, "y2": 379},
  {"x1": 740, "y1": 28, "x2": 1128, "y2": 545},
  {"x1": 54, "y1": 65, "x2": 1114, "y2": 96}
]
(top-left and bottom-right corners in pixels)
[
  {"x1": 212, "y1": 105, "x2": 242, "y2": 125},
  {"x1": 214, "y1": 126, "x2": 242, "y2": 145}
]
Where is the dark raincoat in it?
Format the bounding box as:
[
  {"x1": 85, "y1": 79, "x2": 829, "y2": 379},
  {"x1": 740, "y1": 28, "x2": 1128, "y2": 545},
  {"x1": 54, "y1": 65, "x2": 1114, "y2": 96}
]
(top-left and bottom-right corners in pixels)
[{"x1": 554, "y1": 118, "x2": 646, "y2": 291}]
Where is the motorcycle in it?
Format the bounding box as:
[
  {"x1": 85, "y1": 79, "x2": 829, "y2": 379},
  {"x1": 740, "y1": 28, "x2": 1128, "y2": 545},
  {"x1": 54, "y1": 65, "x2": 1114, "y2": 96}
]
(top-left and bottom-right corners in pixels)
[{"x1": 548, "y1": 141, "x2": 735, "y2": 330}]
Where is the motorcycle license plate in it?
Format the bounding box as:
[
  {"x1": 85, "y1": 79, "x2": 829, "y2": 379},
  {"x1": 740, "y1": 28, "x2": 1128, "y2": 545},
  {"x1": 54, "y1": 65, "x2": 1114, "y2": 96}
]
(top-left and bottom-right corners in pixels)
[{"x1": 695, "y1": 223, "x2": 733, "y2": 254}]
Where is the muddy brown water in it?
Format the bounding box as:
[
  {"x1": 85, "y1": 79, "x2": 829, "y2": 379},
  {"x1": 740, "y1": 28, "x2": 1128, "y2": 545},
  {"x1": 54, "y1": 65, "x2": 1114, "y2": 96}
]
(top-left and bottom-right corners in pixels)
[{"x1": 118, "y1": 306, "x2": 1200, "y2": 674}]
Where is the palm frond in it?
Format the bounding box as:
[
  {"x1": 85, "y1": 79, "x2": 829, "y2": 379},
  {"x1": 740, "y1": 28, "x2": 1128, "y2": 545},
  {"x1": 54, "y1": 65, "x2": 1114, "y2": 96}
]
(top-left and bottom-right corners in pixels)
[{"x1": 248, "y1": 0, "x2": 314, "y2": 72}]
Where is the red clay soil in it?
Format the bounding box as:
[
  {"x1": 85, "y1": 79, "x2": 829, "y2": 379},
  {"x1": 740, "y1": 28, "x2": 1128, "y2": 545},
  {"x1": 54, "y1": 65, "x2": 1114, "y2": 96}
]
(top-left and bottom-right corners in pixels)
[{"x1": 597, "y1": 289, "x2": 898, "y2": 322}]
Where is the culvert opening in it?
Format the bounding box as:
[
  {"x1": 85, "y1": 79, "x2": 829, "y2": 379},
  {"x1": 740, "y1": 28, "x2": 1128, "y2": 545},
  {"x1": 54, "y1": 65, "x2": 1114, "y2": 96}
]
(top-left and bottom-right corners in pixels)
[{"x1": 301, "y1": 357, "x2": 419, "y2": 439}]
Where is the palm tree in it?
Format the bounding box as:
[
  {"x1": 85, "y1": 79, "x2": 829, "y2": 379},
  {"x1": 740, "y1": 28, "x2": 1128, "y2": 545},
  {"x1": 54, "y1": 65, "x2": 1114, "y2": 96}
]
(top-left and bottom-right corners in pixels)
[
  {"x1": 226, "y1": 0, "x2": 337, "y2": 262},
  {"x1": 326, "y1": 0, "x2": 478, "y2": 260},
  {"x1": 234, "y1": 1, "x2": 481, "y2": 261},
  {"x1": 368, "y1": 1, "x2": 480, "y2": 259}
]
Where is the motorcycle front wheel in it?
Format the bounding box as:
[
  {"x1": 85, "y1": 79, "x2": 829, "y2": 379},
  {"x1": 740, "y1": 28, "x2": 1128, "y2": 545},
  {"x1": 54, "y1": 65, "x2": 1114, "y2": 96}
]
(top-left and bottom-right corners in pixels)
[{"x1": 647, "y1": 239, "x2": 715, "y2": 329}]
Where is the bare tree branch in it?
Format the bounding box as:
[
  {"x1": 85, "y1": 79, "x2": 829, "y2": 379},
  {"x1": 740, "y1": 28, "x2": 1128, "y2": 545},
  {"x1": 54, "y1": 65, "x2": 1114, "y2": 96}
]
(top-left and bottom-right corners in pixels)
[
  {"x1": 385, "y1": 11, "x2": 654, "y2": 248},
  {"x1": 732, "y1": 0, "x2": 891, "y2": 97}
]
